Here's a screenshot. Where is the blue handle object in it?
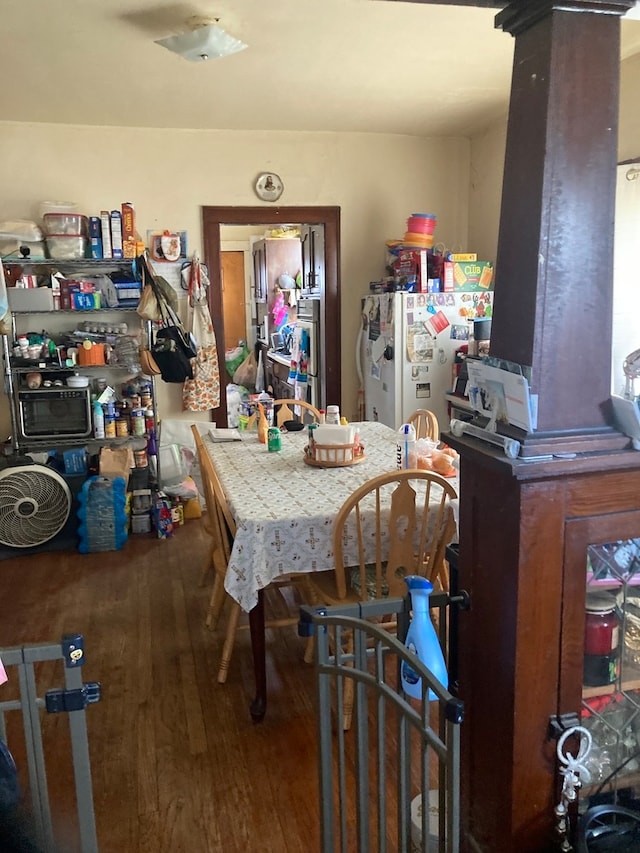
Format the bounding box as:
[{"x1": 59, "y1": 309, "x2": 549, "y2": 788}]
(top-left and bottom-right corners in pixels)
[{"x1": 401, "y1": 575, "x2": 448, "y2": 701}]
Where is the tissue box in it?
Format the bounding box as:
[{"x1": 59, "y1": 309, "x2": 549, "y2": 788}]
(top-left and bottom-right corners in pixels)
[{"x1": 313, "y1": 425, "x2": 356, "y2": 463}]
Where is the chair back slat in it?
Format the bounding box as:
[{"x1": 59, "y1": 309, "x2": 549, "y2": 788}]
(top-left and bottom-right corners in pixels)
[
  {"x1": 407, "y1": 408, "x2": 440, "y2": 441},
  {"x1": 332, "y1": 470, "x2": 457, "y2": 602},
  {"x1": 272, "y1": 398, "x2": 321, "y2": 427}
]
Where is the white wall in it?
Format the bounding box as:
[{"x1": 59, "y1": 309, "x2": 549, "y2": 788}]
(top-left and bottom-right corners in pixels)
[
  {"x1": 466, "y1": 52, "x2": 640, "y2": 278},
  {"x1": 0, "y1": 122, "x2": 470, "y2": 439}
]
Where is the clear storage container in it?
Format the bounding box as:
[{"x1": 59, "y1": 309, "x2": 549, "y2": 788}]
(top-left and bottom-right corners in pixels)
[
  {"x1": 42, "y1": 213, "x2": 88, "y2": 236},
  {"x1": 45, "y1": 234, "x2": 88, "y2": 260}
]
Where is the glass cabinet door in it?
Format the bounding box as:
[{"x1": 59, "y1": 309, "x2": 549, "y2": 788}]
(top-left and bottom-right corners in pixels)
[{"x1": 580, "y1": 539, "x2": 640, "y2": 809}]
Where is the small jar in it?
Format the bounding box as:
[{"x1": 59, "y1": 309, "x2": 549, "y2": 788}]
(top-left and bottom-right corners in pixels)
[
  {"x1": 104, "y1": 417, "x2": 116, "y2": 439},
  {"x1": 584, "y1": 591, "x2": 620, "y2": 687},
  {"x1": 326, "y1": 405, "x2": 340, "y2": 425}
]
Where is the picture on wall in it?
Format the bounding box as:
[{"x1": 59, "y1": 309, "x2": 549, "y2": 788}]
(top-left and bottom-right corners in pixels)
[{"x1": 147, "y1": 230, "x2": 188, "y2": 263}]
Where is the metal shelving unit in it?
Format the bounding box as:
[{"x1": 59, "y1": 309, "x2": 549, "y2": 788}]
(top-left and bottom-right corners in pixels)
[{"x1": 1, "y1": 258, "x2": 155, "y2": 455}]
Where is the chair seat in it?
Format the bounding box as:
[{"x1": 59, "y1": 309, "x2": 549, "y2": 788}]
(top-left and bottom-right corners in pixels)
[{"x1": 304, "y1": 569, "x2": 360, "y2": 607}]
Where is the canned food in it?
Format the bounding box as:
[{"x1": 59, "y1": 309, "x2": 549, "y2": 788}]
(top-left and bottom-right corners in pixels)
[
  {"x1": 116, "y1": 417, "x2": 129, "y2": 437},
  {"x1": 104, "y1": 417, "x2": 116, "y2": 439},
  {"x1": 267, "y1": 427, "x2": 282, "y2": 453},
  {"x1": 131, "y1": 409, "x2": 146, "y2": 437},
  {"x1": 134, "y1": 449, "x2": 148, "y2": 468}
]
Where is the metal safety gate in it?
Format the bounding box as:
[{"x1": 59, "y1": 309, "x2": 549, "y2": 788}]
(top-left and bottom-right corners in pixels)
[
  {"x1": 300, "y1": 593, "x2": 464, "y2": 853},
  {"x1": 0, "y1": 634, "x2": 101, "y2": 852}
]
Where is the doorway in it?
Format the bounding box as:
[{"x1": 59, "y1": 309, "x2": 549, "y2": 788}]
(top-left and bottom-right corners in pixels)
[{"x1": 202, "y1": 206, "x2": 341, "y2": 427}]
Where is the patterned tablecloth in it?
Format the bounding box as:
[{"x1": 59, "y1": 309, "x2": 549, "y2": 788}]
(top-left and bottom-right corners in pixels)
[{"x1": 204, "y1": 421, "x2": 458, "y2": 612}]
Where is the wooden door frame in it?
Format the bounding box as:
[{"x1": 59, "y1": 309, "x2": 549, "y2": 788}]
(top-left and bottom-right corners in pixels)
[{"x1": 202, "y1": 206, "x2": 341, "y2": 426}]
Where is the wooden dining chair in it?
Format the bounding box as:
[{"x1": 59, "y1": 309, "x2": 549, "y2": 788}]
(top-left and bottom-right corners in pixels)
[
  {"x1": 303, "y1": 469, "x2": 458, "y2": 729},
  {"x1": 407, "y1": 408, "x2": 440, "y2": 442},
  {"x1": 191, "y1": 424, "x2": 310, "y2": 684},
  {"x1": 272, "y1": 398, "x2": 321, "y2": 427}
]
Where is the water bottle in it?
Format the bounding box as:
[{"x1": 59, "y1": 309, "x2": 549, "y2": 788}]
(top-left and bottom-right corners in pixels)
[
  {"x1": 93, "y1": 400, "x2": 105, "y2": 439},
  {"x1": 401, "y1": 575, "x2": 448, "y2": 701},
  {"x1": 396, "y1": 422, "x2": 417, "y2": 468}
]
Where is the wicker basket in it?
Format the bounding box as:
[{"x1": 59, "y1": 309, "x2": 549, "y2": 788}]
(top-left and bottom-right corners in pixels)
[{"x1": 303, "y1": 442, "x2": 365, "y2": 468}]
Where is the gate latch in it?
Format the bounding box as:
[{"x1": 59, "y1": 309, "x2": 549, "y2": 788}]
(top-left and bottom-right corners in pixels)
[{"x1": 45, "y1": 682, "x2": 102, "y2": 714}]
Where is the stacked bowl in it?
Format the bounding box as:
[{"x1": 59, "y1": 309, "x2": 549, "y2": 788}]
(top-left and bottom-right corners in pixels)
[{"x1": 403, "y1": 213, "x2": 437, "y2": 249}]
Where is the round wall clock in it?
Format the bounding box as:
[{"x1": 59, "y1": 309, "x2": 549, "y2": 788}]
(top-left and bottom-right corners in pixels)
[{"x1": 254, "y1": 172, "x2": 284, "y2": 202}]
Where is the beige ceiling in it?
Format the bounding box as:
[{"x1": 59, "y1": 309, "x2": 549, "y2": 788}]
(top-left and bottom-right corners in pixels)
[{"x1": 3, "y1": 0, "x2": 640, "y2": 138}]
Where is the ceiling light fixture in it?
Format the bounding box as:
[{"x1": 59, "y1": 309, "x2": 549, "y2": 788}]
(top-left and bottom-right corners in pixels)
[{"x1": 154, "y1": 17, "x2": 248, "y2": 62}]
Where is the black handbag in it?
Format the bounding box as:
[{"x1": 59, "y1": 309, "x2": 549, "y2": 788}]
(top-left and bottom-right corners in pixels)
[
  {"x1": 151, "y1": 337, "x2": 194, "y2": 383},
  {"x1": 150, "y1": 273, "x2": 198, "y2": 382}
]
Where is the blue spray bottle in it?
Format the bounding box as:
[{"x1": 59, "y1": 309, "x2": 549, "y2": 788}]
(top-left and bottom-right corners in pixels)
[{"x1": 401, "y1": 575, "x2": 448, "y2": 701}]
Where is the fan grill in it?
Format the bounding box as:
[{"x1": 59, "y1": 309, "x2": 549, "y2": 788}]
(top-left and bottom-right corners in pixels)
[{"x1": 0, "y1": 466, "x2": 71, "y2": 548}]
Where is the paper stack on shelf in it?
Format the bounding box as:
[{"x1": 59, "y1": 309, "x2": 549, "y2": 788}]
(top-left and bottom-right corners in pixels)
[{"x1": 466, "y1": 358, "x2": 537, "y2": 432}]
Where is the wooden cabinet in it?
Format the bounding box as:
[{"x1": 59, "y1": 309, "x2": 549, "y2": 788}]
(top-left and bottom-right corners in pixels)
[
  {"x1": 300, "y1": 225, "x2": 324, "y2": 296},
  {"x1": 251, "y1": 238, "x2": 301, "y2": 306},
  {"x1": 446, "y1": 437, "x2": 640, "y2": 852},
  {"x1": 252, "y1": 240, "x2": 267, "y2": 302},
  {"x1": 265, "y1": 354, "x2": 292, "y2": 400}
]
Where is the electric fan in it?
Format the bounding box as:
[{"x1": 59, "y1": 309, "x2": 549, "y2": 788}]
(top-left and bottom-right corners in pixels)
[{"x1": 0, "y1": 464, "x2": 71, "y2": 548}]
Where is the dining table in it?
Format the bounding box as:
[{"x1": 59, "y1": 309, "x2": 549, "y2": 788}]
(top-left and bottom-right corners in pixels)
[{"x1": 202, "y1": 419, "x2": 458, "y2": 721}]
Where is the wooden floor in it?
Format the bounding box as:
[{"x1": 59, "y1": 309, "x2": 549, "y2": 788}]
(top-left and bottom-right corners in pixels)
[{"x1": 1, "y1": 518, "x2": 324, "y2": 853}]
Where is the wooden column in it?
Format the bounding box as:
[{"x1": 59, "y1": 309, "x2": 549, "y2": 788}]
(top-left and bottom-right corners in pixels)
[
  {"x1": 490, "y1": 0, "x2": 634, "y2": 455},
  {"x1": 447, "y1": 2, "x2": 637, "y2": 851}
]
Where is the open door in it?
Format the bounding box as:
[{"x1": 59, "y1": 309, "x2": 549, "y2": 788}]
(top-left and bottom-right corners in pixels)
[{"x1": 202, "y1": 206, "x2": 341, "y2": 427}]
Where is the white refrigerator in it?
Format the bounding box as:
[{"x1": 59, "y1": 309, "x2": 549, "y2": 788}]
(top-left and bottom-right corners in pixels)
[{"x1": 357, "y1": 290, "x2": 493, "y2": 433}]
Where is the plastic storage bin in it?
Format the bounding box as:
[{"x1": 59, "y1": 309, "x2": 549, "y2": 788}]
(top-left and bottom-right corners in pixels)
[
  {"x1": 46, "y1": 235, "x2": 88, "y2": 260},
  {"x1": 42, "y1": 213, "x2": 88, "y2": 236},
  {"x1": 159, "y1": 444, "x2": 186, "y2": 486}
]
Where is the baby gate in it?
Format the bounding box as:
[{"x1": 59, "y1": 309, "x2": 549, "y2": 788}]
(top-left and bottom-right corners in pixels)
[{"x1": 300, "y1": 591, "x2": 465, "y2": 853}]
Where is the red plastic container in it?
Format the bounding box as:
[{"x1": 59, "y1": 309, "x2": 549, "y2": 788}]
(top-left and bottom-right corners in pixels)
[{"x1": 407, "y1": 215, "x2": 437, "y2": 235}]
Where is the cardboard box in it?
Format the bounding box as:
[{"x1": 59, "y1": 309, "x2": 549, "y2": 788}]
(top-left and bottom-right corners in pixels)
[
  {"x1": 110, "y1": 210, "x2": 123, "y2": 259},
  {"x1": 393, "y1": 249, "x2": 430, "y2": 292},
  {"x1": 446, "y1": 252, "x2": 477, "y2": 262},
  {"x1": 100, "y1": 211, "x2": 112, "y2": 259},
  {"x1": 88, "y1": 216, "x2": 103, "y2": 259},
  {"x1": 63, "y1": 448, "x2": 88, "y2": 475},
  {"x1": 443, "y1": 260, "x2": 494, "y2": 292},
  {"x1": 121, "y1": 202, "x2": 137, "y2": 259}
]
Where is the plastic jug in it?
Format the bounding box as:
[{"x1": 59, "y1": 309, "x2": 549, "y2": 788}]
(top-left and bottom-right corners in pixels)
[{"x1": 401, "y1": 575, "x2": 448, "y2": 701}]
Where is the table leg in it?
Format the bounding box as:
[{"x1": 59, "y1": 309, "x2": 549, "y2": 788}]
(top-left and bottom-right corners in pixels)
[{"x1": 249, "y1": 588, "x2": 266, "y2": 721}]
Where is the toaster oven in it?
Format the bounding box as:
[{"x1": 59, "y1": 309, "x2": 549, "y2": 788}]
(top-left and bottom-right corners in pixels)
[{"x1": 17, "y1": 387, "x2": 92, "y2": 439}]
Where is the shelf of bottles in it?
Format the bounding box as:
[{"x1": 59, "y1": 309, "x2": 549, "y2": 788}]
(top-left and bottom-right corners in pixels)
[{"x1": 579, "y1": 539, "x2": 640, "y2": 807}]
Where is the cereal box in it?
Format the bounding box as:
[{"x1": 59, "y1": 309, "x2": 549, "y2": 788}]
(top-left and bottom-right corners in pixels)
[
  {"x1": 443, "y1": 260, "x2": 494, "y2": 292},
  {"x1": 393, "y1": 249, "x2": 430, "y2": 292},
  {"x1": 122, "y1": 202, "x2": 137, "y2": 259}
]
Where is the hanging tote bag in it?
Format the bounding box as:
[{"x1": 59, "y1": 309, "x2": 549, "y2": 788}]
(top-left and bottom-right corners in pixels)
[
  {"x1": 152, "y1": 300, "x2": 196, "y2": 383},
  {"x1": 182, "y1": 253, "x2": 221, "y2": 411},
  {"x1": 149, "y1": 264, "x2": 198, "y2": 384}
]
